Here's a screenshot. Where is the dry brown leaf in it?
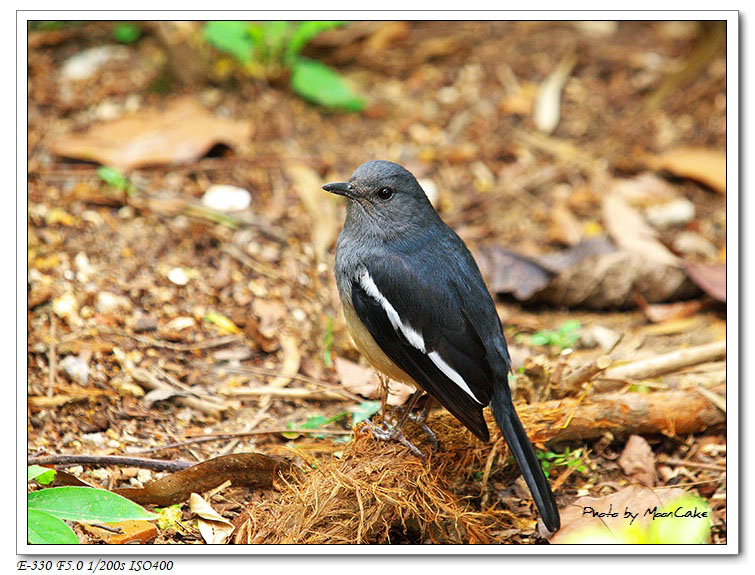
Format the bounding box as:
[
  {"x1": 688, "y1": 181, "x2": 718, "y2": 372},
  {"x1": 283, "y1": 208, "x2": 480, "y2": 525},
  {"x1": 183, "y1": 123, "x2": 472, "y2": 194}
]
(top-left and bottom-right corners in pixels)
[
  {"x1": 251, "y1": 299, "x2": 287, "y2": 339},
  {"x1": 617, "y1": 435, "x2": 658, "y2": 487},
  {"x1": 685, "y1": 262, "x2": 726, "y2": 302},
  {"x1": 602, "y1": 192, "x2": 680, "y2": 267},
  {"x1": 479, "y1": 237, "x2": 697, "y2": 309},
  {"x1": 334, "y1": 356, "x2": 413, "y2": 406},
  {"x1": 364, "y1": 21, "x2": 410, "y2": 53},
  {"x1": 474, "y1": 246, "x2": 554, "y2": 300},
  {"x1": 49, "y1": 97, "x2": 252, "y2": 169},
  {"x1": 82, "y1": 520, "x2": 157, "y2": 545},
  {"x1": 551, "y1": 485, "x2": 685, "y2": 544},
  {"x1": 611, "y1": 173, "x2": 680, "y2": 207},
  {"x1": 286, "y1": 163, "x2": 339, "y2": 264},
  {"x1": 646, "y1": 147, "x2": 726, "y2": 195},
  {"x1": 638, "y1": 299, "x2": 703, "y2": 323},
  {"x1": 189, "y1": 493, "x2": 235, "y2": 545}
]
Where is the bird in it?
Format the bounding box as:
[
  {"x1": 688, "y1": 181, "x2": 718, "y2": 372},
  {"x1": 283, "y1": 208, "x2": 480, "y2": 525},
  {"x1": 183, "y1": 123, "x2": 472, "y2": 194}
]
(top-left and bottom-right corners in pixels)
[{"x1": 322, "y1": 160, "x2": 560, "y2": 533}]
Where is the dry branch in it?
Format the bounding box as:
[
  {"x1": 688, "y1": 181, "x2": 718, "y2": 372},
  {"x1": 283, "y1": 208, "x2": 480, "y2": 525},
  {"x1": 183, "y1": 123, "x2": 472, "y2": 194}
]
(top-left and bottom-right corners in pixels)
[{"x1": 602, "y1": 340, "x2": 725, "y2": 381}]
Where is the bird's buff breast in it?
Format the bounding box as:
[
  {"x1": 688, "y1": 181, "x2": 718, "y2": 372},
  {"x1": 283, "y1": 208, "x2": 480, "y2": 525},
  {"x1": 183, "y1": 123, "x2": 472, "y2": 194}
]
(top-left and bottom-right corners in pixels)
[{"x1": 342, "y1": 304, "x2": 419, "y2": 389}]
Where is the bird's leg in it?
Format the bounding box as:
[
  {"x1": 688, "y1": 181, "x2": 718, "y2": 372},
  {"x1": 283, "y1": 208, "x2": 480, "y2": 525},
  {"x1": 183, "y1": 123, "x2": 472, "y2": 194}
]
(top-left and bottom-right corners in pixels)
[
  {"x1": 364, "y1": 390, "x2": 427, "y2": 463},
  {"x1": 407, "y1": 396, "x2": 438, "y2": 452},
  {"x1": 376, "y1": 372, "x2": 390, "y2": 427}
]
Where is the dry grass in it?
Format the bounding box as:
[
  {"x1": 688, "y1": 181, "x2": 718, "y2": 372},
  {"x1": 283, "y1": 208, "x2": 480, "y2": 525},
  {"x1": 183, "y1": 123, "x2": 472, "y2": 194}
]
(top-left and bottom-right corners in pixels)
[{"x1": 233, "y1": 414, "x2": 527, "y2": 544}]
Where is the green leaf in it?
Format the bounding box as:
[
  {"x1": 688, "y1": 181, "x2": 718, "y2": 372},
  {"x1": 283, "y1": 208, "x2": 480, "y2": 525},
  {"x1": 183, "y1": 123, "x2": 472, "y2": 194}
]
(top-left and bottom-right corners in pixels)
[
  {"x1": 285, "y1": 21, "x2": 345, "y2": 63},
  {"x1": 300, "y1": 414, "x2": 329, "y2": 429},
  {"x1": 113, "y1": 22, "x2": 141, "y2": 44},
  {"x1": 28, "y1": 487, "x2": 157, "y2": 522},
  {"x1": 350, "y1": 400, "x2": 381, "y2": 425},
  {"x1": 203, "y1": 21, "x2": 254, "y2": 64},
  {"x1": 28, "y1": 509, "x2": 79, "y2": 544},
  {"x1": 530, "y1": 332, "x2": 551, "y2": 346},
  {"x1": 290, "y1": 58, "x2": 364, "y2": 111},
  {"x1": 261, "y1": 21, "x2": 291, "y2": 61},
  {"x1": 28, "y1": 465, "x2": 56, "y2": 485},
  {"x1": 97, "y1": 165, "x2": 131, "y2": 193},
  {"x1": 559, "y1": 320, "x2": 582, "y2": 334},
  {"x1": 323, "y1": 316, "x2": 334, "y2": 367}
]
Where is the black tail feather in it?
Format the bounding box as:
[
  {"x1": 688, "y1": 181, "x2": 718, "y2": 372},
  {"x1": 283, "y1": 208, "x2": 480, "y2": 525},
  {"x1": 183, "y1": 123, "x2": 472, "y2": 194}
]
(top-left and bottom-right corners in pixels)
[{"x1": 490, "y1": 386, "x2": 560, "y2": 532}]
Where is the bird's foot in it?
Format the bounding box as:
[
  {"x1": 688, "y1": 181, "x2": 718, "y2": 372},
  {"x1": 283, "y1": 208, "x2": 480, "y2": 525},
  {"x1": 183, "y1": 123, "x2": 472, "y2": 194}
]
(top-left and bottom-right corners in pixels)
[
  {"x1": 363, "y1": 419, "x2": 427, "y2": 464},
  {"x1": 406, "y1": 412, "x2": 439, "y2": 452}
]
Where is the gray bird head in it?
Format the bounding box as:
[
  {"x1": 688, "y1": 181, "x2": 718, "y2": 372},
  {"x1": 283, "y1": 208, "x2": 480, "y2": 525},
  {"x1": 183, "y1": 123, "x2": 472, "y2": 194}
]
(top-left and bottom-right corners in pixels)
[{"x1": 323, "y1": 160, "x2": 439, "y2": 240}]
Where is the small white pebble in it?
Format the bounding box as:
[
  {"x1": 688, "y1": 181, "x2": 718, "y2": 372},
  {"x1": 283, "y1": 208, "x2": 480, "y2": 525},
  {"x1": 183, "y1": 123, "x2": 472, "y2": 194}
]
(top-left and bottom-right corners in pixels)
[
  {"x1": 167, "y1": 267, "x2": 189, "y2": 286},
  {"x1": 74, "y1": 252, "x2": 95, "y2": 283},
  {"x1": 201, "y1": 185, "x2": 252, "y2": 212},
  {"x1": 91, "y1": 468, "x2": 110, "y2": 481},
  {"x1": 117, "y1": 205, "x2": 135, "y2": 219},
  {"x1": 136, "y1": 469, "x2": 152, "y2": 483},
  {"x1": 645, "y1": 198, "x2": 696, "y2": 228},
  {"x1": 165, "y1": 316, "x2": 195, "y2": 331},
  {"x1": 59, "y1": 355, "x2": 90, "y2": 385},
  {"x1": 52, "y1": 292, "x2": 80, "y2": 325},
  {"x1": 96, "y1": 291, "x2": 132, "y2": 314},
  {"x1": 60, "y1": 45, "x2": 130, "y2": 81}
]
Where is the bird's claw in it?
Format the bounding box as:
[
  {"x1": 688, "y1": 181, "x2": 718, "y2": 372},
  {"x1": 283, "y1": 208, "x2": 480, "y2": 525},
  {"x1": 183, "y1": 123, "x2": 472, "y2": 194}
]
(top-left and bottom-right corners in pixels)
[
  {"x1": 363, "y1": 419, "x2": 427, "y2": 464},
  {"x1": 406, "y1": 405, "x2": 439, "y2": 452}
]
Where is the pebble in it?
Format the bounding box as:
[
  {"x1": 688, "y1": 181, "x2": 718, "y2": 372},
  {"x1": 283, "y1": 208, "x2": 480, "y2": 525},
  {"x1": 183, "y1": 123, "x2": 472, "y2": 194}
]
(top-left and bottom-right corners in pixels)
[
  {"x1": 96, "y1": 291, "x2": 132, "y2": 314},
  {"x1": 213, "y1": 346, "x2": 253, "y2": 362},
  {"x1": 167, "y1": 267, "x2": 189, "y2": 286},
  {"x1": 201, "y1": 185, "x2": 252, "y2": 212},
  {"x1": 91, "y1": 468, "x2": 110, "y2": 481},
  {"x1": 165, "y1": 316, "x2": 196, "y2": 331},
  {"x1": 133, "y1": 316, "x2": 158, "y2": 332},
  {"x1": 645, "y1": 198, "x2": 696, "y2": 228},
  {"x1": 81, "y1": 432, "x2": 107, "y2": 448},
  {"x1": 74, "y1": 252, "x2": 95, "y2": 283},
  {"x1": 582, "y1": 325, "x2": 621, "y2": 351},
  {"x1": 60, "y1": 45, "x2": 130, "y2": 81},
  {"x1": 52, "y1": 292, "x2": 81, "y2": 326},
  {"x1": 59, "y1": 355, "x2": 90, "y2": 385}
]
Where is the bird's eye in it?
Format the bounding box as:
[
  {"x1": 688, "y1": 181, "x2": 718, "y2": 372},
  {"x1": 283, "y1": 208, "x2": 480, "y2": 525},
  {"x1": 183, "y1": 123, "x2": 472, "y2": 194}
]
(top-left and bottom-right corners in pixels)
[{"x1": 378, "y1": 187, "x2": 394, "y2": 200}]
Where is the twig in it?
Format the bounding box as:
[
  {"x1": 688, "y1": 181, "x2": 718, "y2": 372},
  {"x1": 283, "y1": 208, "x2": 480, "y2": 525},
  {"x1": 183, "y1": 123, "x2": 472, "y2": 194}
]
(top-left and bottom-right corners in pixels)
[
  {"x1": 130, "y1": 367, "x2": 232, "y2": 417},
  {"x1": 554, "y1": 355, "x2": 611, "y2": 398},
  {"x1": 218, "y1": 386, "x2": 353, "y2": 401},
  {"x1": 218, "y1": 365, "x2": 364, "y2": 401},
  {"x1": 88, "y1": 524, "x2": 124, "y2": 534},
  {"x1": 130, "y1": 427, "x2": 354, "y2": 454},
  {"x1": 102, "y1": 329, "x2": 244, "y2": 352},
  {"x1": 602, "y1": 341, "x2": 726, "y2": 381},
  {"x1": 657, "y1": 456, "x2": 726, "y2": 472},
  {"x1": 47, "y1": 313, "x2": 56, "y2": 398},
  {"x1": 28, "y1": 454, "x2": 194, "y2": 472},
  {"x1": 221, "y1": 243, "x2": 290, "y2": 283},
  {"x1": 187, "y1": 428, "x2": 353, "y2": 439}
]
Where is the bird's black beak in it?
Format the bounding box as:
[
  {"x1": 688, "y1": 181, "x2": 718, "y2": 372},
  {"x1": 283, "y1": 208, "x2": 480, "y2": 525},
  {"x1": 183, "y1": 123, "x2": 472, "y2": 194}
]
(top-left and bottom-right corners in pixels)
[{"x1": 322, "y1": 182, "x2": 353, "y2": 198}]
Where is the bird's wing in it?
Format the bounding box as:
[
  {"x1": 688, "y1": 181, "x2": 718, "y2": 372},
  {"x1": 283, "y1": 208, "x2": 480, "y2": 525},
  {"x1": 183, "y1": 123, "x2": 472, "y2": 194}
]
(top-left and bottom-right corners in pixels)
[{"x1": 350, "y1": 254, "x2": 495, "y2": 441}]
